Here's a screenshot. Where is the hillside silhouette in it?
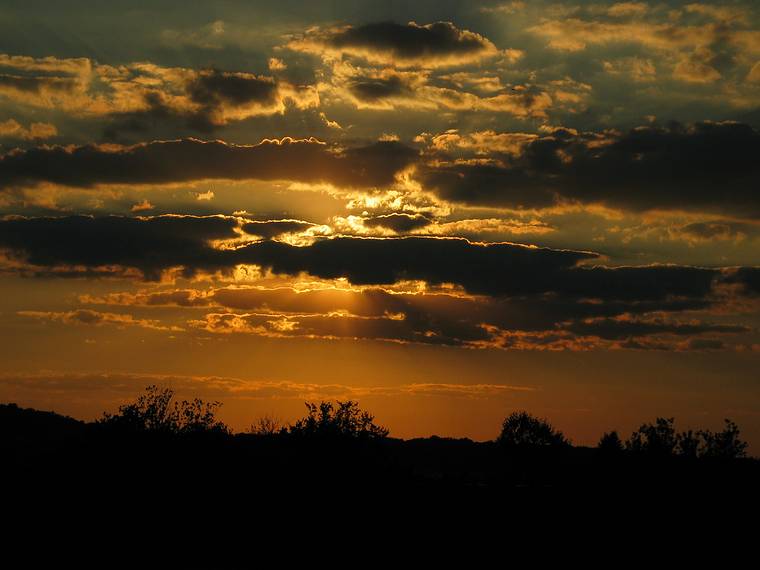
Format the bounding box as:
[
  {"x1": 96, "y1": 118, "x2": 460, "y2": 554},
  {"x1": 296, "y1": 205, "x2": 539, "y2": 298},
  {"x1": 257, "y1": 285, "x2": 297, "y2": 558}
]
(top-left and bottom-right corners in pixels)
[{"x1": 3, "y1": 385, "x2": 759, "y2": 498}]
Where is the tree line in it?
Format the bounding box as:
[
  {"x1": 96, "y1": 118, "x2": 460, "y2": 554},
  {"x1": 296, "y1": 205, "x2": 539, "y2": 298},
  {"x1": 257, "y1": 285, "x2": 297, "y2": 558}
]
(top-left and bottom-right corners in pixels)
[{"x1": 95, "y1": 385, "x2": 749, "y2": 460}]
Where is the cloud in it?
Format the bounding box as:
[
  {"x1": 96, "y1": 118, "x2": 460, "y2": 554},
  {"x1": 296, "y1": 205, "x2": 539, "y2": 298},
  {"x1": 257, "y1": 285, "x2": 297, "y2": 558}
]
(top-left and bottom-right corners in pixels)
[
  {"x1": 82, "y1": 288, "x2": 213, "y2": 308},
  {"x1": 242, "y1": 220, "x2": 319, "y2": 239},
  {"x1": 0, "y1": 214, "x2": 592, "y2": 290},
  {"x1": 427, "y1": 129, "x2": 539, "y2": 154},
  {"x1": 232, "y1": 236, "x2": 596, "y2": 296},
  {"x1": 563, "y1": 315, "x2": 749, "y2": 340},
  {"x1": 18, "y1": 309, "x2": 178, "y2": 331},
  {"x1": 102, "y1": 67, "x2": 319, "y2": 135},
  {"x1": 673, "y1": 221, "x2": 756, "y2": 243},
  {"x1": 130, "y1": 199, "x2": 153, "y2": 212},
  {"x1": 0, "y1": 137, "x2": 418, "y2": 191},
  {"x1": 160, "y1": 20, "x2": 227, "y2": 50},
  {"x1": 268, "y1": 58, "x2": 287, "y2": 72},
  {"x1": 332, "y1": 214, "x2": 554, "y2": 238},
  {"x1": 195, "y1": 190, "x2": 215, "y2": 201},
  {"x1": 76, "y1": 274, "x2": 758, "y2": 351},
  {"x1": 607, "y1": 2, "x2": 649, "y2": 18},
  {"x1": 673, "y1": 48, "x2": 722, "y2": 83},
  {"x1": 748, "y1": 61, "x2": 760, "y2": 82},
  {"x1": 0, "y1": 53, "x2": 94, "y2": 112},
  {"x1": 0, "y1": 371, "x2": 534, "y2": 408},
  {"x1": 326, "y1": 63, "x2": 553, "y2": 117},
  {"x1": 287, "y1": 21, "x2": 499, "y2": 68},
  {"x1": 362, "y1": 213, "x2": 432, "y2": 233},
  {"x1": 527, "y1": 17, "x2": 719, "y2": 53},
  {"x1": 0, "y1": 214, "x2": 242, "y2": 280},
  {"x1": 0, "y1": 53, "x2": 318, "y2": 131},
  {"x1": 185, "y1": 70, "x2": 279, "y2": 119},
  {"x1": 188, "y1": 296, "x2": 753, "y2": 351},
  {"x1": 481, "y1": 2, "x2": 526, "y2": 15},
  {"x1": 419, "y1": 122, "x2": 760, "y2": 218},
  {"x1": 2, "y1": 215, "x2": 758, "y2": 315},
  {"x1": 602, "y1": 57, "x2": 656, "y2": 82},
  {"x1": 0, "y1": 119, "x2": 57, "y2": 140}
]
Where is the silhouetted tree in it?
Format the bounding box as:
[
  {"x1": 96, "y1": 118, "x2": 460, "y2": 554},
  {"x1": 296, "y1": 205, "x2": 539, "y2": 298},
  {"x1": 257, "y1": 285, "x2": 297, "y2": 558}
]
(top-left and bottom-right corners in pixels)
[
  {"x1": 676, "y1": 429, "x2": 702, "y2": 459},
  {"x1": 699, "y1": 419, "x2": 748, "y2": 459},
  {"x1": 625, "y1": 417, "x2": 748, "y2": 460},
  {"x1": 287, "y1": 401, "x2": 389, "y2": 440},
  {"x1": 250, "y1": 415, "x2": 283, "y2": 436},
  {"x1": 497, "y1": 411, "x2": 569, "y2": 449},
  {"x1": 100, "y1": 385, "x2": 228, "y2": 435},
  {"x1": 626, "y1": 417, "x2": 678, "y2": 457},
  {"x1": 597, "y1": 430, "x2": 624, "y2": 455}
]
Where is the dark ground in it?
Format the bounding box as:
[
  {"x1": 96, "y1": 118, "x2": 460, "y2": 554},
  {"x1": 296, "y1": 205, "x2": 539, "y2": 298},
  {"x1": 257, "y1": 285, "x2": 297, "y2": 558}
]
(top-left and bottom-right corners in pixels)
[{"x1": 4, "y1": 402, "x2": 759, "y2": 494}]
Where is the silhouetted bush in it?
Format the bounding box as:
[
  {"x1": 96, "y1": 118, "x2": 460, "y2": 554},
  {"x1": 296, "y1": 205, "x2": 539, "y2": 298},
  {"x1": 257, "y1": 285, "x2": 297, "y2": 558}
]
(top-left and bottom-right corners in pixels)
[
  {"x1": 4, "y1": 390, "x2": 757, "y2": 495},
  {"x1": 99, "y1": 385, "x2": 228, "y2": 435},
  {"x1": 626, "y1": 417, "x2": 677, "y2": 457},
  {"x1": 597, "y1": 431, "x2": 624, "y2": 455},
  {"x1": 497, "y1": 411, "x2": 569, "y2": 449},
  {"x1": 676, "y1": 429, "x2": 701, "y2": 459},
  {"x1": 287, "y1": 400, "x2": 389, "y2": 440},
  {"x1": 250, "y1": 415, "x2": 283, "y2": 436},
  {"x1": 625, "y1": 417, "x2": 747, "y2": 460},
  {"x1": 699, "y1": 419, "x2": 748, "y2": 459}
]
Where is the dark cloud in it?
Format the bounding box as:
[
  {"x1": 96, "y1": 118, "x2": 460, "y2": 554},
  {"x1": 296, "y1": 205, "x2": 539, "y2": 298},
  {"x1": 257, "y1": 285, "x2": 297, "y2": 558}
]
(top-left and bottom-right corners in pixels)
[
  {"x1": 235, "y1": 237, "x2": 595, "y2": 296},
  {"x1": 291, "y1": 21, "x2": 498, "y2": 67},
  {"x1": 187, "y1": 69, "x2": 278, "y2": 108},
  {"x1": 564, "y1": 317, "x2": 749, "y2": 341},
  {"x1": 419, "y1": 162, "x2": 555, "y2": 210},
  {"x1": 242, "y1": 220, "x2": 316, "y2": 239},
  {"x1": 348, "y1": 75, "x2": 409, "y2": 102},
  {"x1": 105, "y1": 70, "x2": 296, "y2": 136},
  {"x1": 677, "y1": 221, "x2": 756, "y2": 241},
  {"x1": 235, "y1": 238, "x2": 728, "y2": 302},
  {"x1": 420, "y1": 122, "x2": 760, "y2": 217},
  {"x1": 0, "y1": 73, "x2": 79, "y2": 96},
  {"x1": 332, "y1": 21, "x2": 491, "y2": 60},
  {"x1": 103, "y1": 92, "x2": 183, "y2": 138},
  {"x1": 686, "y1": 338, "x2": 727, "y2": 351},
  {"x1": 0, "y1": 138, "x2": 418, "y2": 190},
  {"x1": 362, "y1": 213, "x2": 432, "y2": 233},
  {"x1": 720, "y1": 267, "x2": 760, "y2": 296},
  {"x1": 2, "y1": 215, "x2": 758, "y2": 308},
  {"x1": 178, "y1": 286, "x2": 752, "y2": 350},
  {"x1": 0, "y1": 215, "x2": 595, "y2": 290},
  {"x1": 0, "y1": 214, "x2": 239, "y2": 280},
  {"x1": 86, "y1": 284, "x2": 716, "y2": 332}
]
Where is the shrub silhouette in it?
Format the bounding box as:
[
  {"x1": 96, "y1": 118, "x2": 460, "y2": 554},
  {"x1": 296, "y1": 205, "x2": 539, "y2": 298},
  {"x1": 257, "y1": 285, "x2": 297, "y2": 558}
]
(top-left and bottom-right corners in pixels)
[
  {"x1": 250, "y1": 415, "x2": 283, "y2": 436},
  {"x1": 497, "y1": 411, "x2": 569, "y2": 449},
  {"x1": 626, "y1": 417, "x2": 677, "y2": 457},
  {"x1": 287, "y1": 401, "x2": 389, "y2": 440},
  {"x1": 99, "y1": 385, "x2": 228, "y2": 435},
  {"x1": 597, "y1": 430, "x2": 624, "y2": 455},
  {"x1": 676, "y1": 429, "x2": 702, "y2": 459},
  {"x1": 699, "y1": 419, "x2": 748, "y2": 459},
  {"x1": 625, "y1": 417, "x2": 748, "y2": 459}
]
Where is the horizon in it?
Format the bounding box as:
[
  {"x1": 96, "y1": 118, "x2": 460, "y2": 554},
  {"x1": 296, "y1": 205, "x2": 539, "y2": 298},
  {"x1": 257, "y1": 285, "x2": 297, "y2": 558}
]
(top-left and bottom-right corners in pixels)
[{"x1": 1, "y1": 1, "x2": 759, "y2": 452}]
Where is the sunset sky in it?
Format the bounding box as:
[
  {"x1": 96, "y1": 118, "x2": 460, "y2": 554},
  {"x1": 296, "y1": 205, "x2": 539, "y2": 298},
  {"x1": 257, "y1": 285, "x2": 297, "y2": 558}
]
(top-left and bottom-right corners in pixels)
[{"x1": 1, "y1": 0, "x2": 759, "y2": 447}]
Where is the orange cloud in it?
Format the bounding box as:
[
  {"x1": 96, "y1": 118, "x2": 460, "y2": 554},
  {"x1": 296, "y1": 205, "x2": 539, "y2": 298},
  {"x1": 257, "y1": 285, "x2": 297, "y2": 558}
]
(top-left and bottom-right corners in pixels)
[
  {"x1": 0, "y1": 119, "x2": 57, "y2": 140},
  {"x1": 17, "y1": 309, "x2": 181, "y2": 331}
]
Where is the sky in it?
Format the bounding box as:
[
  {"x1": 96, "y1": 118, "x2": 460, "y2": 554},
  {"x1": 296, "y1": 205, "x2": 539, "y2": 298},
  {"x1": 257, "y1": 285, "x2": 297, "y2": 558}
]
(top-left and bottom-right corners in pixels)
[{"x1": 1, "y1": 0, "x2": 759, "y2": 447}]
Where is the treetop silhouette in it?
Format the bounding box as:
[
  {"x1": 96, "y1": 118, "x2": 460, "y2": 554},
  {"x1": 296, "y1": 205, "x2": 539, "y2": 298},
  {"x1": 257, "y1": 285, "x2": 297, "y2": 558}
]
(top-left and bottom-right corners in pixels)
[
  {"x1": 625, "y1": 417, "x2": 747, "y2": 459},
  {"x1": 497, "y1": 411, "x2": 569, "y2": 449},
  {"x1": 287, "y1": 400, "x2": 389, "y2": 440},
  {"x1": 99, "y1": 384, "x2": 228, "y2": 435}
]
